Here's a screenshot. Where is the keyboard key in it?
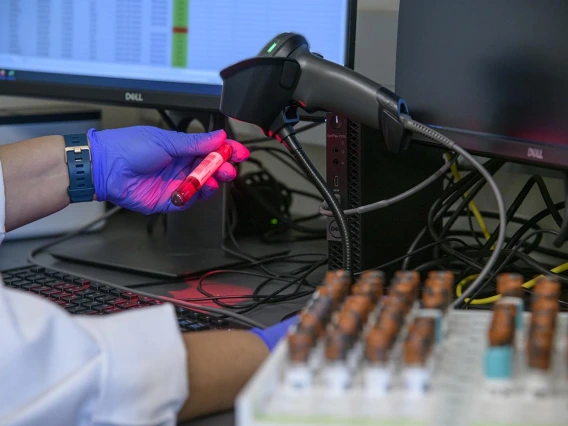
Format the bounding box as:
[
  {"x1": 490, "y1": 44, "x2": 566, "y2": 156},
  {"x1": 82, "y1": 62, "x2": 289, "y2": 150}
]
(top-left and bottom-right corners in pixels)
[
  {"x1": 119, "y1": 301, "x2": 139, "y2": 309},
  {"x1": 52, "y1": 272, "x2": 65, "y2": 280},
  {"x1": 15, "y1": 272, "x2": 35, "y2": 279},
  {"x1": 188, "y1": 322, "x2": 209, "y2": 331},
  {"x1": 61, "y1": 295, "x2": 78, "y2": 302},
  {"x1": 61, "y1": 302, "x2": 78, "y2": 310},
  {"x1": 20, "y1": 282, "x2": 38, "y2": 290},
  {"x1": 73, "y1": 278, "x2": 90, "y2": 286},
  {"x1": 26, "y1": 274, "x2": 45, "y2": 282},
  {"x1": 54, "y1": 282, "x2": 69, "y2": 289},
  {"x1": 35, "y1": 278, "x2": 56, "y2": 286},
  {"x1": 68, "y1": 306, "x2": 89, "y2": 314},
  {"x1": 30, "y1": 266, "x2": 45, "y2": 273},
  {"x1": 4, "y1": 277, "x2": 25, "y2": 284},
  {"x1": 72, "y1": 298, "x2": 91, "y2": 306},
  {"x1": 76, "y1": 289, "x2": 98, "y2": 298},
  {"x1": 84, "y1": 311, "x2": 98, "y2": 315},
  {"x1": 31, "y1": 286, "x2": 51, "y2": 294},
  {"x1": 5, "y1": 280, "x2": 26, "y2": 287},
  {"x1": 95, "y1": 295, "x2": 116, "y2": 304},
  {"x1": 108, "y1": 289, "x2": 122, "y2": 297},
  {"x1": 211, "y1": 318, "x2": 229, "y2": 327},
  {"x1": 121, "y1": 292, "x2": 138, "y2": 300},
  {"x1": 183, "y1": 310, "x2": 202, "y2": 320},
  {"x1": 112, "y1": 298, "x2": 128, "y2": 306},
  {"x1": 58, "y1": 285, "x2": 81, "y2": 294},
  {"x1": 104, "y1": 307, "x2": 122, "y2": 314},
  {"x1": 148, "y1": 300, "x2": 164, "y2": 305},
  {"x1": 139, "y1": 296, "x2": 154, "y2": 303},
  {"x1": 91, "y1": 304, "x2": 113, "y2": 312},
  {"x1": 54, "y1": 300, "x2": 68, "y2": 306},
  {"x1": 40, "y1": 289, "x2": 61, "y2": 297}
]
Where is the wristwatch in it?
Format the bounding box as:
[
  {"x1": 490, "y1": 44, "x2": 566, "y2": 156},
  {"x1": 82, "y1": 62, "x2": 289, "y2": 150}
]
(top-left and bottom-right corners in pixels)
[{"x1": 64, "y1": 133, "x2": 95, "y2": 203}]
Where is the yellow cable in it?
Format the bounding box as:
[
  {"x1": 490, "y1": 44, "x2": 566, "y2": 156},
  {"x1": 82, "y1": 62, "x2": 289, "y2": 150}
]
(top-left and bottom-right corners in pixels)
[
  {"x1": 445, "y1": 153, "x2": 492, "y2": 241},
  {"x1": 455, "y1": 261, "x2": 568, "y2": 305}
]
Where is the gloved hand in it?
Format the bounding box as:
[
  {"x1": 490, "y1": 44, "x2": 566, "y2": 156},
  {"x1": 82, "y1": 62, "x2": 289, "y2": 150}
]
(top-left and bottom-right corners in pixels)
[
  {"x1": 249, "y1": 316, "x2": 299, "y2": 351},
  {"x1": 88, "y1": 126, "x2": 249, "y2": 214}
]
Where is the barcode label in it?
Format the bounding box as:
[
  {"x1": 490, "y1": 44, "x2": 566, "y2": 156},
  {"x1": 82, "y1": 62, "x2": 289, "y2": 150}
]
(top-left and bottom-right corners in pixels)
[{"x1": 192, "y1": 152, "x2": 224, "y2": 183}]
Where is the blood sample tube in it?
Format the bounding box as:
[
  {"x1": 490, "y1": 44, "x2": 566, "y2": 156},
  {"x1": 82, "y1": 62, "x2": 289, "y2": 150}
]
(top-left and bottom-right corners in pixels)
[
  {"x1": 298, "y1": 312, "x2": 325, "y2": 339},
  {"x1": 288, "y1": 331, "x2": 315, "y2": 363},
  {"x1": 529, "y1": 298, "x2": 558, "y2": 335},
  {"x1": 428, "y1": 271, "x2": 455, "y2": 290},
  {"x1": 396, "y1": 270, "x2": 421, "y2": 299},
  {"x1": 422, "y1": 280, "x2": 452, "y2": 311},
  {"x1": 532, "y1": 276, "x2": 561, "y2": 304},
  {"x1": 365, "y1": 327, "x2": 396, "y2": 363},
  {"x1": 496, "y1": 273, "x2": 524, "y2": 298},
  {"x1": 307, "y1": 295, "x2": 333, "y2": 323},
  {"x1": 343, "y1": 295, "x2": 374, "y2": 320},
  {"x1": 171, "y1": 143, "x2": 233, "y2": 206},
  {"x1": 389, "y1": 280, "x2": 416, "y2": 312},
  {"x1": 527, "y1": 331, "x2": 554, "y2": 371},
  {"x1": 376, "y1": 305, "x2": 406, "y2": 337}
]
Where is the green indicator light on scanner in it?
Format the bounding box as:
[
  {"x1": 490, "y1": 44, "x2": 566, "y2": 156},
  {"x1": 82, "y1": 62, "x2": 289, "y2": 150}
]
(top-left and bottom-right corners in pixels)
[
  {"x1": 267, "y1": 42, "x2": 278, "y2": 53},
  {"x1": 270, "y1": 218, "x2": 278, "y2": 225}
]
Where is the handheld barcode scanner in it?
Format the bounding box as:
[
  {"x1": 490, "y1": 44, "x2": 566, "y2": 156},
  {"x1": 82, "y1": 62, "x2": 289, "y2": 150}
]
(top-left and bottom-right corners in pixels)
[
  {"x1": 218, "y1": 33, "x2": 414, "y2": 274},
  {"x1": 219, "y1": 32, "x2": 411, "y2": 153}
]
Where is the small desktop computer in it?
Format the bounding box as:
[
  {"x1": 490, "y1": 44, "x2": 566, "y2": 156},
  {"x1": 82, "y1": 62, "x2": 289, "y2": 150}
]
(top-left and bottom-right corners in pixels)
[{"x1": 325, "y1": 113, "x2": 444, "y2": 275}]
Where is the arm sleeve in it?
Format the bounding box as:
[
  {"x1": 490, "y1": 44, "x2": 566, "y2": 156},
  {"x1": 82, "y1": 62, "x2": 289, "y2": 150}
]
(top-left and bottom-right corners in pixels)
[{"x1": 0, "y1": 161, "x2": 188, "y2": 426}]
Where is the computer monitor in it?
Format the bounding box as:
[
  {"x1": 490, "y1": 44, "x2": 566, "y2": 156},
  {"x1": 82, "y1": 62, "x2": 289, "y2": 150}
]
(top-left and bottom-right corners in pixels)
[
  {"x1": 0, "y1": 0, "x2": 357, "y2": 113},
  {"x1": 396, "y1": 0, "x2": 568, "y2": 169}
]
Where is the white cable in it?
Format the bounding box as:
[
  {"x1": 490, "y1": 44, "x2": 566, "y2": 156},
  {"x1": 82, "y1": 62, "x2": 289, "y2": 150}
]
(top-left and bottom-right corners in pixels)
[{"x1": 399, "y1": 114, "x2": 507, "y2": 309}]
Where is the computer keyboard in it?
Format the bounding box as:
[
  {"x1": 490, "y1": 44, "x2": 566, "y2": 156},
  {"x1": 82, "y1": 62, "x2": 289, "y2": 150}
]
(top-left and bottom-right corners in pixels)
[{"x1": 2, "y1": 265, "x2": 239, "y2": 332}]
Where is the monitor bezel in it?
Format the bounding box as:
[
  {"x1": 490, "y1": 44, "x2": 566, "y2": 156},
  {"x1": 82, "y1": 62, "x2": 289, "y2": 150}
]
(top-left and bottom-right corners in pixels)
[{"x1": 0, "y1": 0, "x2": 358, "y2": 115}]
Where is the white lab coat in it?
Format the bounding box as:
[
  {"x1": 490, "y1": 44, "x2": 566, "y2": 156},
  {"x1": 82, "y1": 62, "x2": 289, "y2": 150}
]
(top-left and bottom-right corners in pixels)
[{"x1": 0, "y1": 163, "x2": 188, "y2": 426}]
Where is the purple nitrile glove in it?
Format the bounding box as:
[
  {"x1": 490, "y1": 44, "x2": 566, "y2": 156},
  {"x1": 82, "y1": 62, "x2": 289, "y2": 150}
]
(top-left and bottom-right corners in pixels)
[
  {"x1": 87, "y1": 126, "x2": 249, "y2": 214},
  {"x1": 250, "y1": 316, "x2": 299, "y2": 351}
]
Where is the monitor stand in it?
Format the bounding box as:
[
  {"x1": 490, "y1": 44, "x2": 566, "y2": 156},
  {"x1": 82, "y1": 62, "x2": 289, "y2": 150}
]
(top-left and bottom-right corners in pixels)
[{"x1": 48, "y1": 111, "x2": 288, "y2": 278}]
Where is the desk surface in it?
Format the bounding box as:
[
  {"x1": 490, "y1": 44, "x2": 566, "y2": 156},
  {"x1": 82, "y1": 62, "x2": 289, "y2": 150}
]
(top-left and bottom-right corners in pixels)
[{"x1": 0, "y1": 209, "x2": 327, "y2": 426}]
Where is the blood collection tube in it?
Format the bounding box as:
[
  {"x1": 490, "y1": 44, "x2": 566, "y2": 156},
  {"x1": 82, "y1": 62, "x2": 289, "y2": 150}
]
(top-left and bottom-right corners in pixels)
[
  {"x1": 496, "y1": 273, "x2": 524, "y2": 298},
  {"x1": 171, "y1": 143, "x2": 233, "y2": 206}
]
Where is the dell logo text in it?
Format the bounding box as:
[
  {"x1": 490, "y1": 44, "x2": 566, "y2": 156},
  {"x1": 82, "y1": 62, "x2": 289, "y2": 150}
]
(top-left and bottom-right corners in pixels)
[
  {"x1": 527, "y1": 147, "x2": 543, "y2": 160},
  {"x1": 125, "y1": 92, "x2": 144, "y2": 102}
]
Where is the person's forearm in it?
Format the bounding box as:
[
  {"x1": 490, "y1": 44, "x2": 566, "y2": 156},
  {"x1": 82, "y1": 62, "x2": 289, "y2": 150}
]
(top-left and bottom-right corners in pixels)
[
  {"x1": 178, "y1": 330, "x2": 269, "y2": 421},
  {"x1": 0, "y1": 136, "x2": 70, "y2": 231}
]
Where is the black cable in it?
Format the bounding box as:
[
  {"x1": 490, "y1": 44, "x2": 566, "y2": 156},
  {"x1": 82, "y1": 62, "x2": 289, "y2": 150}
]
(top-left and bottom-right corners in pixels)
[
  {"x1": 404, "y1": 158, "x2": 503, "y2": 269},
  {"x1": 465, "y1": 201, "x2": 485, "y2": 248},
  {"x1": 240, "y1": 122, "x2": 322, "y2": 144},
  {"x1": 195, "y1": 256, "x2": 327, "y2": 312},
  {"x1": 355, "y1": 237, "x2": 475, "y2": 274},
  {"x1": 250, "y1": 147, "x2": 310, "y2": 182},
  {"x1": 430, "y1": 177, "x2": 491, "y2": 261},
  {"x1": 437, "y1": 174, "x2": 562, "y2": 287},
  {"x1": 462, "y1": 229, "x2": 562, "y2": 308},
  {"x1": 506, "y1": 201, "x2": 565, "y2": 249},
  {"x1": 281, "y1": 132, "x2": 352, "y2": 274},
  {"x1": 236, "y1": 257, "x2": 328, "y2": 314},
  {"x1": 158, "y1": 109, "x2": 177, "y2": 130},
  {"x1": 554, "y1": 171, "x2": 568, "y2": 247}
]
